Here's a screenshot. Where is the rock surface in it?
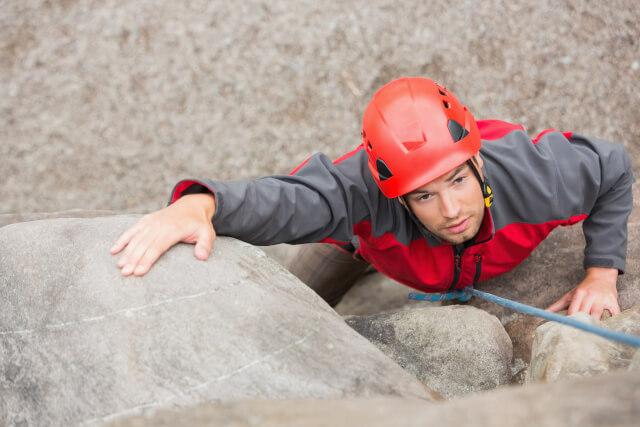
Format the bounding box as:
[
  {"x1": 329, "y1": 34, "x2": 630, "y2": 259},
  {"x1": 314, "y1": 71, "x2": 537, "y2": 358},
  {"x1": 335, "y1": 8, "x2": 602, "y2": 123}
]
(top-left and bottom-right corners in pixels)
[
  {"x1": 2, "y1": 0, "x2": 639, "y2": 220},
  {"x1": 629, "y1": 351, "x2": 640, "y2": 372},
  {"x1": 0, "y1": 217, "x2": 437, "y2": 427},
  {"x1": 527, "y1": 307, "x2": 640, "y2": 383},
  {"x1": 111, "y1": 370, "x2": 640, "y2": 427},
  {"x1": 0, "y1": 209, "x2": 119, "y2": 228},
  {"x1": 345, "y1": 306, "x2": 512, "y2": 398},
  {"x1": 504, "y1": 316, "x2": 547, "y2": 365}
]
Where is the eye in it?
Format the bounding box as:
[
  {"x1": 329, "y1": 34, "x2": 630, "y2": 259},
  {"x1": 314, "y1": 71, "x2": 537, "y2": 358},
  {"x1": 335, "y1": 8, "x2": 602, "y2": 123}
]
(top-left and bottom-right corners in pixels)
[
  {"x1": 419, "y1": 193, "x2": 431, "y2": 201},
  {"x1": 453, "y1": 176, "x2": 465, "y2": 185}
]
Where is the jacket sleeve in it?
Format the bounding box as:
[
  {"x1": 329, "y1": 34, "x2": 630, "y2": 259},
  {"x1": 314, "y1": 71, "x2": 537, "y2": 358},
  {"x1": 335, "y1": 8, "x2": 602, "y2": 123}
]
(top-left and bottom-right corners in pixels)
[
  {"x1": 484, "y1": 130, "x2": 634, "y2": 273},
  {"x1": 571, "y1": 134, "x2": 634, "y2": 272},
  {"x1": 168, "y1": 149, "x2": 386, "y2": 245}
]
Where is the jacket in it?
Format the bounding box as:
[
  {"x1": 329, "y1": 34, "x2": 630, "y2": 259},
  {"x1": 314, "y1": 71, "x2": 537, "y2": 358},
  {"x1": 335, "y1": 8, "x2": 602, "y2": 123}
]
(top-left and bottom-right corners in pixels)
[{"x1": 169, "y1": 120, "x2": 634, "y2": 293}]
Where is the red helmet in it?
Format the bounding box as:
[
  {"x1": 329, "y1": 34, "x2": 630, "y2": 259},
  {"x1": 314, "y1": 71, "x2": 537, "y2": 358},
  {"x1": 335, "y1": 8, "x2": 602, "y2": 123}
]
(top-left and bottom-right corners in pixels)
[{"x1": 363, "y1": 77, "x2": 481, "y2": 198}]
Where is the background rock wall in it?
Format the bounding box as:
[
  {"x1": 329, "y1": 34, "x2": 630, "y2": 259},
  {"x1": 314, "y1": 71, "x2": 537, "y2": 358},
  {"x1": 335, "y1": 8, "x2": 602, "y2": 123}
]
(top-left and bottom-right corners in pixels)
[{"x1": 1, "y1": 0, "x2": 639, "y2": 218}]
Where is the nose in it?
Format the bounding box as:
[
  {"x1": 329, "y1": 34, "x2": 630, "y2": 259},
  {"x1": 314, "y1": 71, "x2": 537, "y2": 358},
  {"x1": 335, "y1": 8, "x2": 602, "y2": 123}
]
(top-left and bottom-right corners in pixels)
[{"x1": 439, "y1": 191, "x2": 461, "y2": 219}]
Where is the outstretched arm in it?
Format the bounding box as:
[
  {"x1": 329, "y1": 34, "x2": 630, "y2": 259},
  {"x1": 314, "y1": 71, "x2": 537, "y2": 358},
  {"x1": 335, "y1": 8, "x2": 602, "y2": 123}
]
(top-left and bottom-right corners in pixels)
[
  {"x1": 111, "y1": 149, "x2": 383, "y2": 276},
  {"x1": 110, "y1": 193, "x2": 216, "y2": 276}
]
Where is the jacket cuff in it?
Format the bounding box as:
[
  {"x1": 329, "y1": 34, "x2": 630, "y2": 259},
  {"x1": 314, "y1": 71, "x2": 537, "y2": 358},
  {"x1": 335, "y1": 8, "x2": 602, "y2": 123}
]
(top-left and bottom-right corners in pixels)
[
  {"x1": 584, "y1": 256, "x2": 625, "y2": 275},
  {"x1": 168, "y1": 180, "x2": 215, "y2": 205}
]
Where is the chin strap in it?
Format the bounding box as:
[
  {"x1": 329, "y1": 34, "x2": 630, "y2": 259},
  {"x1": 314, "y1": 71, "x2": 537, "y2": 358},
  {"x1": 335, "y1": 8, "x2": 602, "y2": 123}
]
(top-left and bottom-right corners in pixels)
[{"x1": 467, "y1": 159, "x2": 493, "y2": 207}]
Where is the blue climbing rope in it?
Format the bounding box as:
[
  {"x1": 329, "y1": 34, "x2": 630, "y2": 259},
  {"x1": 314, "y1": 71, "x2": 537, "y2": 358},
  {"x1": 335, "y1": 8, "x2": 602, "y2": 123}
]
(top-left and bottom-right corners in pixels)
[{"x1": 408, "y1": 288, "x2": 640, "y2": 348}]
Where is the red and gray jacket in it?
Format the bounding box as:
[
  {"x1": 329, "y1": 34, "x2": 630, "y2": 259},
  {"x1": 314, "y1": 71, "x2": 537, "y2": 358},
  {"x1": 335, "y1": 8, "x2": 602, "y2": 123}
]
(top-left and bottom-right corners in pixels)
[{"x1": 170, "y1": 120, "x2": 634, "y2": 293}]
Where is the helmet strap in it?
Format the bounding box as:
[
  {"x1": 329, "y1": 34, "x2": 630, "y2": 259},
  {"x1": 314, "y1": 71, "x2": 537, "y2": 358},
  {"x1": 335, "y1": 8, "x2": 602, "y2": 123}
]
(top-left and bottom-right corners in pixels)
[{"x1": 466, "y1": 159, "x2": 493, "y2": 208}]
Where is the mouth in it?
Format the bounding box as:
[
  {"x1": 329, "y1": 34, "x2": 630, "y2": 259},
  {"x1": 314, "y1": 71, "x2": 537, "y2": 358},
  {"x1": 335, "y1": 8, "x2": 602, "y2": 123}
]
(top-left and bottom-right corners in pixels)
[{"x1": 445, "y1": 217, "x2": 471, "y2": 234}]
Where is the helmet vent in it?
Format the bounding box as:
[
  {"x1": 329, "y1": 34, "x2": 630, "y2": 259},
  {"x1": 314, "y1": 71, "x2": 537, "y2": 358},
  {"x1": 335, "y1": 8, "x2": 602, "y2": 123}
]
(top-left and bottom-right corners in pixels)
[
  {"x1": 448, "y1": 119, "x2": 469, "y2": 142},
  {"x1": 438, "y1": 89, "x2": 447, "y2": 96},
  {"x1": 443, "y1": 101, "x2": 451, "y2": 109},
  {"x1": 376, "y1": 158, "x2": 393, "y2": 181},
  {"x1": 402, "y1": 140, "x2": 426, "y2": 151}
]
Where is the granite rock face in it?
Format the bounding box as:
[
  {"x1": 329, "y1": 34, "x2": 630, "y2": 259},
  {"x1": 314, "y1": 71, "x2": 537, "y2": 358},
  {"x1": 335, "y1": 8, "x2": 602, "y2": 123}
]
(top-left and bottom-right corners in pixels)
[
  {"x1": 110, "y1": 371, "x2": 640, "y2": 427},
  {"x1": 2, "y1": 1, "x2": 639, "y2": 217},
  {"x1": 0, "y1": 217, "x2": 437, "y2": 426},
  {"x1": 527, "y1": 307, "x2": 640, "y2": 383},
  {"x1": 345, "y1": 306, "x2": 513, "y2": 398},
  {"x1": 0, "y1": 209, "x2": 119, "y2": 228}
]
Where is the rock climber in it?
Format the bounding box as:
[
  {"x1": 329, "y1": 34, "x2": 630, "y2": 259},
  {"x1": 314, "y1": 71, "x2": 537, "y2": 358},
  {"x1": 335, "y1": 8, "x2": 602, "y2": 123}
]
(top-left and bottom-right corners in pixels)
[{"x1": 111, "y1": 77, "x2": 633, "y2": 319}]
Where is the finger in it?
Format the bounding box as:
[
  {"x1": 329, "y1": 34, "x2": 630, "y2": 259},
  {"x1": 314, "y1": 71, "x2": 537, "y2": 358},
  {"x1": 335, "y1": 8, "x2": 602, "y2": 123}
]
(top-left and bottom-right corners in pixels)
[
  {"x1": 194, "y1": 226, "x2": 216, "y2": 260},
  {"x1": 110, "y1": 218, "x2": 148, "y2": 254},
  {"x1": 590, "y1": 303, "x2": 604, "y2": 321},
  {"x1": 132, "y1": 233, "x2": 174, "y2": 276},
  {"x1": 581, "y1": 293, "x2": 597, "y2": 316},
  {"x1": 118, "y1": 226, "x2": 158, "y2": 275},
  {"x1": 605, "y1": 300, "x2": 622, "y2": 316},
  {"x1": 546, "y1": 289, "x2": 573, "y2": 312},
  {"x1": 567, "y1": 288, "x2": 586, "y2": 315}
]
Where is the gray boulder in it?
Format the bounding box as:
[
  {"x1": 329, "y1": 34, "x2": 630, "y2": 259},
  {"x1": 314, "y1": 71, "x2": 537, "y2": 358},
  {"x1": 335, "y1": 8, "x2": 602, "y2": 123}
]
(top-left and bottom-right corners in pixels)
[
  {"x1": 527, "y1": 307, "x2": 640, "y2": 383},
  {"x1": 111, "y1": 370, "x2": 640, "y2": 427},
  {"x1": 0, "y1": 209, "x2": 119, "y2": 228},
  {"x1": 0, "y1": 217, "x2": 437, "y2": 427},
  {"x1": 504, "y1": 309, "x2": 615, "y2": 380},
  {"x1": 345, "y1": 306, "x2": 513, "y2": 398}
]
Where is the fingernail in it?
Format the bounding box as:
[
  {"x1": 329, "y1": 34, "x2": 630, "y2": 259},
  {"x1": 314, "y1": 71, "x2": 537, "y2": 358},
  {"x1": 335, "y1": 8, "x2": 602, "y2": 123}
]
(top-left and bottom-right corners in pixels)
[
  {"x1": 122, "y1": 265, "x2": 133, "y2": 275},
  {"x1": 134, "y1": 265, "x2": 146, "y2": 275}
]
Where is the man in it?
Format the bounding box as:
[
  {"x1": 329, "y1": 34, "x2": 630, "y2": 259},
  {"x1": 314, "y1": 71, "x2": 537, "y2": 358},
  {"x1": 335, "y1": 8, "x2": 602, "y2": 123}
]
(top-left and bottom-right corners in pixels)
[{"x1": 111, "y1": 77, "x2": 633, "y2": 319}]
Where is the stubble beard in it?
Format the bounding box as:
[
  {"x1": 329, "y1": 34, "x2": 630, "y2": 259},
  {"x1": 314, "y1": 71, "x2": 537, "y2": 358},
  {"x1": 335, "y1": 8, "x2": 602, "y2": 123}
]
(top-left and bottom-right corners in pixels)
[{"x1": 427, "y1": 214, "x2": 483, "y2": 245}]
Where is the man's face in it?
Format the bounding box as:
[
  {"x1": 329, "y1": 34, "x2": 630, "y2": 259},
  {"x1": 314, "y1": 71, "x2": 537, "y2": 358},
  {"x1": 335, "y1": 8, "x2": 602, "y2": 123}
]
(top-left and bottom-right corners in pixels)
[{"x1": 403, "y1": 156, "x2": 486, "y2": 245}]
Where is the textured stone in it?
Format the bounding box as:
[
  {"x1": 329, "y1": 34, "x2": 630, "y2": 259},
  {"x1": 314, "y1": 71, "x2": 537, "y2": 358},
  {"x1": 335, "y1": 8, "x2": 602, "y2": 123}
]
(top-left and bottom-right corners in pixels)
[
  {"x1": 629, "y1": 351, "x2": 640, "y2": 372},
  {"x1": 0, "y1": 217, "x2": 437, "y2": 426},
  {"x1": 111, "y1": 370, "x2": 640, "y2": 427},
  {"x1": 345, "y1": 306, "x2": 512, "y2": 398},
  {"x1": 1, "y1": 0, "x2": 639, "y2": 219},
  {"x1": 527, "y1": 307, "x2": 640, "y2": 383},
  {"x1": 504, "y1": 316, "x2": 547, "y2": 365},
  {"x1": 0, "y1": 209, "x2": 118, "y2": 228}
]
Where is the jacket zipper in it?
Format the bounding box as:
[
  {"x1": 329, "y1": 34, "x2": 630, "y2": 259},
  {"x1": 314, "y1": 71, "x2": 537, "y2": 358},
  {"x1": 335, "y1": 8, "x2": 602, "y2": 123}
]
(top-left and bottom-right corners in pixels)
[
  {"x1": 448, "y1": 249, "x2": 484, "y2": 290},
  {"x1": 472, "y1": 254, "x2": 484, "y2": 287},
  {"x1": 448, "y1": 245, "x2": 465, "y2": 290}
]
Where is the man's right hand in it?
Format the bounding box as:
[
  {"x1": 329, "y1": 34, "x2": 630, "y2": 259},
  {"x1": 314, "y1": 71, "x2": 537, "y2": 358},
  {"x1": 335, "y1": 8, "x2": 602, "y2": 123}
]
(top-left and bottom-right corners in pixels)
[{"x1": 110, "y1": 193, "x2": 216, "y2": 276}]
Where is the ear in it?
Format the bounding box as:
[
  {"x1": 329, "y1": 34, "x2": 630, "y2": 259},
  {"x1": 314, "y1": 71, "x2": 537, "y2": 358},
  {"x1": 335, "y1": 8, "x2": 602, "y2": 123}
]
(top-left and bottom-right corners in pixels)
[{"x1": 397, "y1": 196, "x2": 410, "y2": 210}]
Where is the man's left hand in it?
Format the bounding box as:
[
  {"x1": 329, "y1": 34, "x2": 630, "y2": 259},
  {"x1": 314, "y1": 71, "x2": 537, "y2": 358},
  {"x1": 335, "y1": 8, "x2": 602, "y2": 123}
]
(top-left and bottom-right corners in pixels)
[{"x1": 546, "y1": 267, "x2": 621, "y2": 319}]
